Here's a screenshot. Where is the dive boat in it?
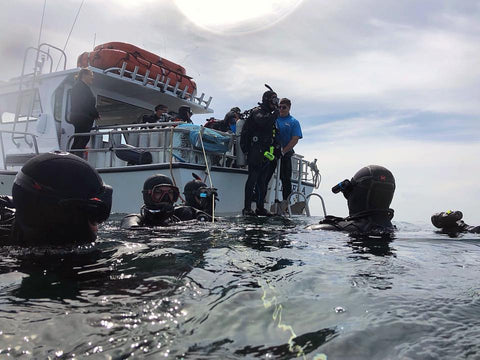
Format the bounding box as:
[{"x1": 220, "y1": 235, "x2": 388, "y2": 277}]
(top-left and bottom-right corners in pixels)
[{"x1": 0, "y1": 43, "x2": 322, "y2": 216}]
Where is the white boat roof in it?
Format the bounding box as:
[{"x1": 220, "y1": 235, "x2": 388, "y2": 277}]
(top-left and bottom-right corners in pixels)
[{"x1": 0, "y1": 66, "x2": 213, "y2": 115}]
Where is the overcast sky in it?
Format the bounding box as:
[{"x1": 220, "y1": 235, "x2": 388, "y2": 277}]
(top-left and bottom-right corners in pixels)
[{"x1": 1, "y1": 0, "x2": 479, "y2": 223}]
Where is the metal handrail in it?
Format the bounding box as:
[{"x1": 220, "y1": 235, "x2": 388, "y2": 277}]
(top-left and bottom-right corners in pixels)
[
  {"x1": 285, "y1": 191, "x2": 327, "y2": 217},
  {"x1": 306, "y1": 193, "x2": 327, "y2": 217},
  {"x1": 95, "y1": 121, "x2": 188, "y2": 130},
  {"x1": 286, "y1": 191, "x2": 310, "y2": 217},
  {"x1": 63, "y1": 126, "x2": 317, "y2": 182},
  {"x1": 100, "y1": 62, "x2": 212, "y2": 110},
  {"x1": 65, "y1": 126, "x2": 237, "y2": 166}
]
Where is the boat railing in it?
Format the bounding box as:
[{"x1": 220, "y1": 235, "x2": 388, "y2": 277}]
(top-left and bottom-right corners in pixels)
[
  {"x1": 0, "y1": 130, "x2": 39, "y2": 169},
  {"x1": 66, "y1": 123, "x2": 237, "y2": 169},
  {"x1": 65, "y1": 123, "x2": 317, "y2": 184},
  {"x1": 101, "y1": 62, "x2": 212, "y2": 110}
]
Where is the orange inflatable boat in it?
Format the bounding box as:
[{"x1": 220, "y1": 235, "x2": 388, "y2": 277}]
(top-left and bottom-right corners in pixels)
[
  {"x1": 94, "y1": 42, "x2": 186, "y2": 75},
  {"x1": 77, "y1": 46, "x2": 196, "y2": 96}
]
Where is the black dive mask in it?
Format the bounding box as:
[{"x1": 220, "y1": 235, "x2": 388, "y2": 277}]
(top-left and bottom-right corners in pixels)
[
  {"x1": 269, "y1": 95, "x2": 279, "y2": 109},
  {"x1": 142, "y1": 184, "x2": 179, "y2": 205},
  {"x1": 196, "y1": 187, "x2": 218, "y2": 212}
]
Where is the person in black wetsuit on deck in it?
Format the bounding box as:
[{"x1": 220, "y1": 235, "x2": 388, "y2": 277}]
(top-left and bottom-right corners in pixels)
[
  {"x1": 431, "y1": 211, "x2": 480, "y2": 235},
  {"x1": 240, "y1": 87, "x2": 280, "y2": 216},
  {"x1": 177, "y1": 105, "x2": 193, "y2": 124},
  {"x1": 0, "y1": 152, "x2": 112, "y2": 246},
  {"x1": 312, "y1": 165, "x2": 396, "y2": 237},
  {"x1": 205, "y1": 109, "x2": 240, "y2": 133},
  {"x1": 142, "y1": 104, "x2": 169, "y2": 124},
  {"x1": 70, "y1": 68, "x2": 100, "y2": 157},
  {"x1": 121, "y1": 174, "x2": 215, "y2": 229}
]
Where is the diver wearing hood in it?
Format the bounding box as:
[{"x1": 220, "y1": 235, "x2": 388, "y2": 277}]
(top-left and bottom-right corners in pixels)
[
  {"x1": 121, "y1": 174, "x2": 214, "y2": 228},
  {"x1": 177, "y1": 105, "x2": 193, "y2": 124},
  {"x1": 0, "y1": 152, "x2": 112, "y2": 246},
  {"x1": 174, "y1": 175, "x2": 218, "y2": 221},
  {"x1": 205, "y1": 109, "x2": 240, "y2": 133},
  {"x1": 315, "y1": 165, "x2": 396, "y2": 237},
  {"x1": 431, "y1": 211, "x2": 480, "y2": 235},
  {"x1": 240, "y1": 86, "x2": 280, "y2": 216}
]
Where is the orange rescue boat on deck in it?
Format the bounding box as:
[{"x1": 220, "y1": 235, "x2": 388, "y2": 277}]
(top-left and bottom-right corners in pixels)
[{"x1": 77, "y1": 42, "x2": 196, "y2": 97}]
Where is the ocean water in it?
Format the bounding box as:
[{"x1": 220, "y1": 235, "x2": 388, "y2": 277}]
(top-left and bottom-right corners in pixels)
[{"x1": 0, "y1": 215, "x2": 479, "y2": 359}]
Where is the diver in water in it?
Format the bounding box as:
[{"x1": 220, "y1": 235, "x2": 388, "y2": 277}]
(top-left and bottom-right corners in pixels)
[
  {"x1": 0, "y1": 152, "x2": 112, "y2": 246},
  {"x1": 240, "y1": 86, "x2": 280, "y2": 216},
  {"x1": 175, "y1": 174, "x2": 218, "y2": 220},
  {"x1": 431, "y1": 211, "x2": 480, "y2": 235},
  {"x1": 121, "y1": 174, "x2": 215, "y2": 228},
  {"x1": 314, "y1": 165, "x2": 396, "y2": 237}
]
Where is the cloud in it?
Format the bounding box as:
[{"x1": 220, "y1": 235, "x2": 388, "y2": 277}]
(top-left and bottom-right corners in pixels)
[
  {"x1": 300, "y1": 138, "x2": 480, "y2": 224},
  {"x1": 1, "y1": 0, "x2": 479, "y2": 225}
]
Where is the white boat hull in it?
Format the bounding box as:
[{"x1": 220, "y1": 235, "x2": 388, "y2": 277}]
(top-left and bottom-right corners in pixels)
[{"x1": 0, "y1": 163, "x2": 314, "y2": 215}]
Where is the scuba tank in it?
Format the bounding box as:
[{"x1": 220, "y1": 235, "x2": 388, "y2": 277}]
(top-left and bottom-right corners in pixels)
[{"x1": 235, "y1": 117, "x2": 246, "y2": 166}]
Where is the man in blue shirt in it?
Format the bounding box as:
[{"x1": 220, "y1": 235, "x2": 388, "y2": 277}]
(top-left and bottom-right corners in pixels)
[{"x1": 265, "y1": 98, "x2": 303, "y2": 201}]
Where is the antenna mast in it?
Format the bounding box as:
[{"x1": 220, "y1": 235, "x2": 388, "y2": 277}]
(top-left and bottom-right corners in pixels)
[
  {"x1": 56, "y1": 0, "x2": 85, "y2": 70},
  {"x1": 37, "y1": 0, "x2": 47, "y2": 48}
]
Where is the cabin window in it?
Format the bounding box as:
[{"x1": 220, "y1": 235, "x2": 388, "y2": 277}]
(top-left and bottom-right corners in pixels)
[
  {"x1": 1, "y1": 112, "x2": 15, "y2": 123},
  {"x1": 65, "y1": 88, "x2": 72, "y2": 123},
  {"x1": 54, "y1": 84, "x2": 64, "y2": 122},
  {"x1": 96, "y1": 95, "x2": 150, "y2": 126}
]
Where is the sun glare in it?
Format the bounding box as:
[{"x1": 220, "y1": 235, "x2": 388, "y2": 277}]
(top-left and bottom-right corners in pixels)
[{"x1": 174, "y1": 0, "x2": 303, "y2": 34}]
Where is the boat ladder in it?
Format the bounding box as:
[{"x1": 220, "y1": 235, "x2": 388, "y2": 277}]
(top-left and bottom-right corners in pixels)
[
  {"x1": 11, "y1": 43, "x2": 66, "y2": 147},
  {"x1": 284, "y1": 191, "x2": 327, "y2": 217}
]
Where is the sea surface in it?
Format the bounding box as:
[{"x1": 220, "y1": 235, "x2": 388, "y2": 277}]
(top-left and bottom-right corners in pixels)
[{"x1": 0, "y1": 215, "x2": 479, "y2": 359}]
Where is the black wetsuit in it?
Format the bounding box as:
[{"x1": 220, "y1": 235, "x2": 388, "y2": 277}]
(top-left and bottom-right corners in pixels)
[
  {"x1": 315, "y1": 210, "x2": 396, "y2": 237},
  {"x1": 431, "y1": 211, "x2": 480, "y2": 235},
  {"x1": 240, "y1": 105, "x2": 278, "y2": 211},
  {"x1": 70, "y1": 80, "x2": 99, "y2": 154},
  {"x1": 142, "y1": 114, "x2": 161, "y2": 124},
  {"x1": 313, "y1": 165, "x2": 397, "y2": 237},
  {"x1": 121, "y1": 205, "x2": 211, "y2": 229},
  {"x1": 205, "y1": 119, "x2": 230, "y2": 133}
]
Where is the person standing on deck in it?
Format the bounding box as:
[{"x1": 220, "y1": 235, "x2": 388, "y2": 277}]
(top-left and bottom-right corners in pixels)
[
  {"x1": 240, "y1": 89, "x2": 279, "y2": 216},
  {"x1": 264, "y1": 98, "x2": 302, "y2": 202},
  {"x1": 69, "y1": 68, "x2": 100, "y2": 157}
]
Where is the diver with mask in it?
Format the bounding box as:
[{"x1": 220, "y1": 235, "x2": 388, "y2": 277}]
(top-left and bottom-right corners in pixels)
[
  {"x1": 174, "y1": 174, "x2": 218, "y2": 221},
  {"x1": 0, "y1": 152, "x2": 112, "y2": 246},
  {"x1": 431, "y1": 210, "x2": 480, "y2": 235},
  {"x1": 205, "y1": 109, "x2": 240, "y2": 133},
  {"x1": 240, "y1": 85, "x2": 280, "y2": 216},
  {"x1": 121, "y1": 174, "x2": 216, "y2": 228},
  {"x1": 313, "y1": 165, "x2": 396, "y2": 237}
]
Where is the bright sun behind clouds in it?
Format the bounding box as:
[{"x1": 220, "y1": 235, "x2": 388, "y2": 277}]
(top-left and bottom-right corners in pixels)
[{"x1": 174, "y1": 0, "x2": 303, "y2": 34}]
